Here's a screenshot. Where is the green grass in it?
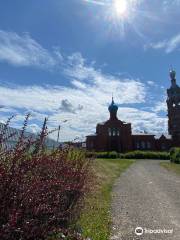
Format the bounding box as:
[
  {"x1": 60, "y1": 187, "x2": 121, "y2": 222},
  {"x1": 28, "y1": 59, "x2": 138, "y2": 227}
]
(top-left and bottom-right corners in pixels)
[
  {"x1": 77, "y1": 158, "x2": 135, "y2": 240},
  {"x1": 161, "y1": 162, "x2": 180, "y2": 175}
]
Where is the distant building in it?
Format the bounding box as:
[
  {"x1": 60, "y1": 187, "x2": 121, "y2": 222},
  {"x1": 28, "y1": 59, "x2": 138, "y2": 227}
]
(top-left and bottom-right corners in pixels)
[{"x1": 86, "y1": 70, "x2": 180, "y2": 152}]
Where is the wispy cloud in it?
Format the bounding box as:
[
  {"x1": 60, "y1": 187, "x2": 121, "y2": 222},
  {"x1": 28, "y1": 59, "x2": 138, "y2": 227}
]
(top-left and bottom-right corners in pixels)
[
  {"x1": 0, "y1": 51, "x2": 167, "y2": 141},
  {"x1": 59, "y1": 99, "x2": 83, "y2": 113},
  {"x1": 146, "y1": 33, "x2": 180, "y2": 53},
  {"x1": 0, "y1": 30, "x2": 57, "y2": 68},
  {"x1": 65, "y1": 52, "x2": 146, "y2": 104},
  {"x1": 163, "y1": 0, "x2": 180, "y2": 10},
  {"x1": 153, "y1": 101, "x2": 167, "y2": 113},
  {"x1": 83, "y1": 0, "x2": 106, "y2": 6},
  {"x1": 0, "y1": 30, "x2": 166, "y2": 140}
]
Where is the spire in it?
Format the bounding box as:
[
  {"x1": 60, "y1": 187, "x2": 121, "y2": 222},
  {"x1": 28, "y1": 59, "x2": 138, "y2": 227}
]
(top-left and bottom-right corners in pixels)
[
  {"x1": 169, "y1": 68, "x2": 177, "y2": 87},
  {"x1": 112, "y1": 93, "x2": 114, "y2": 104}
]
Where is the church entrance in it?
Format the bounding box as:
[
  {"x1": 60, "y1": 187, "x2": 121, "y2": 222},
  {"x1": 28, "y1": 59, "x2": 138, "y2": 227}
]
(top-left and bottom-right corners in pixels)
[{"x1": 109, "y1": 138, "x2": 121, "y2": 152}]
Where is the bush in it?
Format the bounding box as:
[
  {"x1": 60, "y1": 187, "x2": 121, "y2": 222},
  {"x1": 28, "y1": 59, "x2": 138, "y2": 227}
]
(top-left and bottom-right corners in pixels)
[
  {"x1": 85, "y1": 151, "x2": 97, "y2": 159},
  {"x1": 122, "y1": 151, "x2": 170, "y2": 160},
  {"x1": 86, "y1": 151, "x2": 170, "y2": 160},
  {"x1": 86, "y1": 151, "x2": 119, "y2": 159},
  {"x1": 96, "y1": 151, "x2": 119, "y2": 159},
  {"x1": 0, "y1": 116, "x2": 90, "y2": 240},
  {"x1": 170, "y1": 148, "x2": 180, "y2": 164}
]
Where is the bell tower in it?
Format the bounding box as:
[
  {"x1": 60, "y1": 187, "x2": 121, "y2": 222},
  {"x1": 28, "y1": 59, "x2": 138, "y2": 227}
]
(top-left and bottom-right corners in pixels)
[{"x1": 167, "y1": 69, "x2": 180, "y2": 144}]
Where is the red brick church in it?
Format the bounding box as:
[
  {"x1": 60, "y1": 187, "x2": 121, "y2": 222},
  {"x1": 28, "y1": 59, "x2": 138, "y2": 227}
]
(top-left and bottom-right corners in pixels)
[{"x1": 86, "y1": 70, "x2": 180, "y2": 152}]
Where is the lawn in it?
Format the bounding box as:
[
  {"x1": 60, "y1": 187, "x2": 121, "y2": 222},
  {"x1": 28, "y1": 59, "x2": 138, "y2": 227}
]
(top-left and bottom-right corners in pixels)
[
  {"x1": 161, "y1": 162, "x2": 180, "y2": 175},
  {"x1": 77, "y1": 158, "x2": 135, "y2": 240}
]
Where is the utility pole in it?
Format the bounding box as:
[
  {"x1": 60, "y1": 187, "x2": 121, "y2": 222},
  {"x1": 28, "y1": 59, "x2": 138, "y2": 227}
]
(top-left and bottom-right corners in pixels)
[{"x1": 57, "y1": 125, "x2": 61, "y2": 144}]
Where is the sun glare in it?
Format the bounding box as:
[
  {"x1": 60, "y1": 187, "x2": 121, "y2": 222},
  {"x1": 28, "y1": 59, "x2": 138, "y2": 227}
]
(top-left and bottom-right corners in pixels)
[
  {"x1": 113, "y1": 0, "x2": 128, "y2": 17},
  {"x1": 101, "y1": 0, "x2": 140, "y2": 37}
]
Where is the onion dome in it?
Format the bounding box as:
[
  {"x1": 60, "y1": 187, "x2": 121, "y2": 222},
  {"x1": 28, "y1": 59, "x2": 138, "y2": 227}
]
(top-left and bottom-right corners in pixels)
[
  {"x1": 108, "y1": 97, "x2": 118, "y2": 113},
  {"x1": 108, "y1": 97, "x2": 118, "y2": 120}
]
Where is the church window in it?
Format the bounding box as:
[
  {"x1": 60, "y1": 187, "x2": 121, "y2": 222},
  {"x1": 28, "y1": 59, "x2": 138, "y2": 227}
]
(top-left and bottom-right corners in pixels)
[
  {"x1": 147, "y1": 142, "x2": 151, "y2": 149},
  {"x1": 136, "y1": 142, "x2": 140, "y2": 149},
  {"x1": 141, "y1": 141, "x2": 146, "y2": 149},
  {"x1": 113, "y1": 128, "x2": 116, "y2": 136},
  {"x1": 161, "y1": 143, "x2": 166, "y2": 150},
  {"x1": 90, "y1": 141, "x2": 94, "y2": 148},
  {"x1": 108, "y1": 128, "x2": 112, "y2": 136},
  {"x1": 108, "y1": 128, "x2": 120, "y2": 136}
]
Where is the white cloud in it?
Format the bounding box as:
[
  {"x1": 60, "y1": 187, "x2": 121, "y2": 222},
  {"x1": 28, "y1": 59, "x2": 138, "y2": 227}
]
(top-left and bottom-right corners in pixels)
[
  {"x1": 153, "y1": 101, "x2": 167, "y2": 113},
  {"x1": 146, "y1": 33, "x2": 180, "y2": 53},
  {"x1": 83, "y1": 0, "x2": 144, "y2": 7},
  {"x1": 0, "y1": 33, "x2": 167, "y2": 141},
  {"x1": 119, "y1": 107, "x2": 168, "y2": 134},
  {"x1": 0, "y1": 30, "x2": 57, "y2": 68},
  {"x1": 65, "y1": 52, "x2": 146, "y2": 104},
  {"x1": 0, "y1": 52, "x2": 167, "y2": 141},
  {"x1": 163, "y1": 0, "x2": 180, "y2": 10},
  {"x1": 147, "y1": 81, "x2": 156, "y2": 86},
  {"x1": 83, "y1": 0, "x2": 106, "y2": 6}
]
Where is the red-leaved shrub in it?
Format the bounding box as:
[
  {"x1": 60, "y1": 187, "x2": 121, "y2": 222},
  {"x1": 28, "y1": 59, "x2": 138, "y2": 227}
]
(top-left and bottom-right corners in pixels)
[{"x1": 0, "y1": 116, "x2": 90, "y2": 240}]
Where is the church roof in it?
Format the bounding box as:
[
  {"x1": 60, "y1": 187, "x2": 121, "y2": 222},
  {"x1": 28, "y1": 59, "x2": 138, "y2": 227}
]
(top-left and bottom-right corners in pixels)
[
  {"x1": 97, "y1": 122, "x2": 106, "y2": 125},
  {"x1": 132, "y1": 132, "x2": 155, "y2": 136},
  {"x1": 155, "y1": 134, "x2": 172, "y2": 140},
  {"x1": 86, "y1": 134, "x2": 97, "y2": 138}
]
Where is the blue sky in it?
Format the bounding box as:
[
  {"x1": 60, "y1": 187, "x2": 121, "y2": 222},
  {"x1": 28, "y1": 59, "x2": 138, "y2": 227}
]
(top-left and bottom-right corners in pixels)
[{"x1": 0, "y1": 0, "x2": 180, "y2": 141}]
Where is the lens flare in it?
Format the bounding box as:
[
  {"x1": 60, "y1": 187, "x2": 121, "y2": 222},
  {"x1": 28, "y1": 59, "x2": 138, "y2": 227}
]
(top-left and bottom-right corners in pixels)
[
  {"x1": 84, "y1": 0, "x2": 143, "y2": 38},
  {"x1": 113, "y1": 0, "x2": 128, "y2": 17}
]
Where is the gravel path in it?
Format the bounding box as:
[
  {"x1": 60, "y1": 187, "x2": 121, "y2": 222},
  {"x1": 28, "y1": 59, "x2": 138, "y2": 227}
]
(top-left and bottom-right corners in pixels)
[{"x1": 111, "y1": 160, "x2": 180, "y2": 240}]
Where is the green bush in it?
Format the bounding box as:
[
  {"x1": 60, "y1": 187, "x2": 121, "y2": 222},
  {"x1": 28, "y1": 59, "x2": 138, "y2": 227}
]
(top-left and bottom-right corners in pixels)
[
  {"x1": 86, "y1": 151, "x2": 170, "y2": 160},
  {"x1": 97, "y1": 151, "x2": 119, "y2": 159},
  {"x1": 90, "y1": 151, "x2": 119, "y2": 159},
  {"x1": 85, "y1": 151, "x2": 119, "y2": 159},
  {"x1": 122, "y1": 151, "x2": 170, "y2": 160},
  {"x1": 170, "y1": 148, "x2": 180, "y2": 164},
  {"x1": 85, "y1": 151, "x2": 98, "y2": 158}
]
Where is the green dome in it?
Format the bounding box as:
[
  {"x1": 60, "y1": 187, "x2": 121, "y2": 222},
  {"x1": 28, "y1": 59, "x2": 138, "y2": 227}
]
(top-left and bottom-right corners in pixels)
[{"x1": 108, "y1": 98, "x2": 118, "y2": 113}]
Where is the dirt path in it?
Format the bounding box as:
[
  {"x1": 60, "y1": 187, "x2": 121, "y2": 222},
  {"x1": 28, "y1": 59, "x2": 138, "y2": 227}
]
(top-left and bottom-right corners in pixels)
[{"x1": 111, "y1": 160, "x2": 180, "y2": 240}]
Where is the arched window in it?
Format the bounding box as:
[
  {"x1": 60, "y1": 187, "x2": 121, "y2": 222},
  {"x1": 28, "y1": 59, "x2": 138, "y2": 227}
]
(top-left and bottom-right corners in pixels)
[
  {"x1": 113, "y1": 128, "x2": 116, "y2": 136},
  {"x1": 108, "y1": 128, "x2": 120, "y2": 136},
  {"x1": 108, "y1": 128, "x2": 112, "y2": 136}
]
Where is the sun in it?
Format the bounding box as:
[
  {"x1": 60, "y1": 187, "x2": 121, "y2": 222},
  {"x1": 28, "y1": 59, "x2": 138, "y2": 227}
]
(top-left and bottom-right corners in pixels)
[{"x1": 113, "y1": 0, "x2": 128, "y2": 17}]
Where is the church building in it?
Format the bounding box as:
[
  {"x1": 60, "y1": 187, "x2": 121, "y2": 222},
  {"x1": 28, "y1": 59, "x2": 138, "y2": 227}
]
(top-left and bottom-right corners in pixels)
[{"x1": 86, "y1": 70, "x2": 180, "y2": 152}]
